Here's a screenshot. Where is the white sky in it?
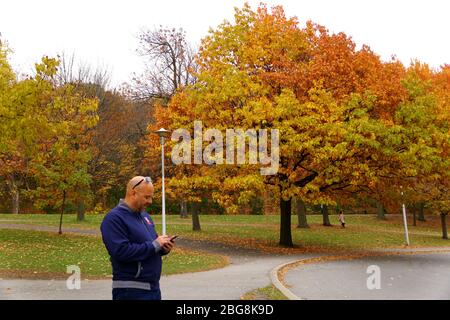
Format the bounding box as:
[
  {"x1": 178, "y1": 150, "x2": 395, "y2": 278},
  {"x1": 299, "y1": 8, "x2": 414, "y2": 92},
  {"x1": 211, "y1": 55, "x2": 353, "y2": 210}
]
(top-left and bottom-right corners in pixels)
[{"x1": 1, "y1": 0, "x2": 449, "y2": 88}]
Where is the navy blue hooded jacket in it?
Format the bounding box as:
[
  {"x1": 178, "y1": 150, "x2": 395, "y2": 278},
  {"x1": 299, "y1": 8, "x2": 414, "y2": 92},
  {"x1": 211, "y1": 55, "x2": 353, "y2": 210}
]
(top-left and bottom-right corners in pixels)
[{"x1": 100, "y1": 201, "x2": 167, "y2": 290}]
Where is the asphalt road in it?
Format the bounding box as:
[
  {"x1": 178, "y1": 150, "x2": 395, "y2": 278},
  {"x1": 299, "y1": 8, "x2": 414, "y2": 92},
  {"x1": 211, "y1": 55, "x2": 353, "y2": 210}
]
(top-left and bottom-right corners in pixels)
[
  {"x1": 0, "y1": 254, "x2": 319, "y2": 300},
  {"x1": 284, "y1": 252, "x2": 450, "y2": 300}
]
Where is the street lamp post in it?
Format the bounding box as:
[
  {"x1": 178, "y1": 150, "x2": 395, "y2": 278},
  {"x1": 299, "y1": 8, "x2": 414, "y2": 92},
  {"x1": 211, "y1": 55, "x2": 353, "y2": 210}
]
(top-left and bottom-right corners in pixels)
[
  {"x1": 400, "y1": 186, "x2": 410, "y2": 246},
  {"x1": 155, "y1": 128, "x2": 170, "y2": 236}
]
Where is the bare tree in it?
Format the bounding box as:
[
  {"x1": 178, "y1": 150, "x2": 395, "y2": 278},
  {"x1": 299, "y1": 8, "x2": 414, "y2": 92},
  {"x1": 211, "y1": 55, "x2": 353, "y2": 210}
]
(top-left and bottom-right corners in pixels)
[
  {"x1": 56, "y1": 51, "x2": 111, "y2": 93},
  {"x1": 133, "y1": 26, "x2": 197, "y2": 101},
  {"x1": 133, "y1": 26, "x2": 198, "y2": 219}
]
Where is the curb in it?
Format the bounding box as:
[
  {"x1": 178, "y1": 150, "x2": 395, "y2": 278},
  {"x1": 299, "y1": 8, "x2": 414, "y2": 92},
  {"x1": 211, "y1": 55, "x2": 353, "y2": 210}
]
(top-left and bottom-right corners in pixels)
[{"x1": 270, "y1": 260, "x2": 302, "y2": 300}]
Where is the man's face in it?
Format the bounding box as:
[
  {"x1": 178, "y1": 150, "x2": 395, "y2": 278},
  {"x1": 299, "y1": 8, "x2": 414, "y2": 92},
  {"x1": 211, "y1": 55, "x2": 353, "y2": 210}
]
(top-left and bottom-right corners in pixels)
[{"x1": 132, "y1": 183, "x2": 154, "y2": 212}]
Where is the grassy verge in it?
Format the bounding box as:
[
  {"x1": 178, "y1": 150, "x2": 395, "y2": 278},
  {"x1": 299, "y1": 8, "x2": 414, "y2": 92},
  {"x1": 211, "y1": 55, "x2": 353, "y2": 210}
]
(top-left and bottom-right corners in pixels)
[
  {"x1": 0, "y1": 228, "x2": 228, "y2": 279},
  {"x1": 0, "y1": 213, "x2": 448, "y2": 253},
  {"x1": 241, "y1": 285, "x2": 288, "y2": 300}
]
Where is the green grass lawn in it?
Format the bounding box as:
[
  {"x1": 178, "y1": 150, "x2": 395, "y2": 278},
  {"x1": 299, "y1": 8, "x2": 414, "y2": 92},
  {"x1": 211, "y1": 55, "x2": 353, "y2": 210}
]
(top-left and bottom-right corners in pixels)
[
  {"x1": 241, "y1": 285, "x2": 288, "y2": 300},
  {"x1": 0, "y1": 213, "x2": 448, "y2": 253},
  {"x1": 0, "y1": 228, "x2": 228, "y2": 279}
]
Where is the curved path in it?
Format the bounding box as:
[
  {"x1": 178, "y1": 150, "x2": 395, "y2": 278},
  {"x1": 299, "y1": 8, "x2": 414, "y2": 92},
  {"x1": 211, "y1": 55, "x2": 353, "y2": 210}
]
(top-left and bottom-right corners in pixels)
[
  {"x1": 276, "y1": 249, "x2": 450, "y2": 300},
  {"x1": 0, "y1": 223, "x2": 321, "y2": 300}
]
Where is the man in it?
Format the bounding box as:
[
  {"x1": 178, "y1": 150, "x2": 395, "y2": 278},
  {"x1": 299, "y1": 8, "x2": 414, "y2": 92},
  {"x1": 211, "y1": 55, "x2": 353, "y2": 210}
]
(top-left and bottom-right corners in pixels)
[{"x1": 100, "y1": 176, "x2": 175, "y2": 300}]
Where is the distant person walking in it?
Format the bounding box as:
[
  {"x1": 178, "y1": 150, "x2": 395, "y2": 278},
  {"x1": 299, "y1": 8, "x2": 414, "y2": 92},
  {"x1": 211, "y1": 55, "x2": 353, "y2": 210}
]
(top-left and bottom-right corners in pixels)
[{"x1": 338, "y1": 210, "x2": 346, "y2": 228}]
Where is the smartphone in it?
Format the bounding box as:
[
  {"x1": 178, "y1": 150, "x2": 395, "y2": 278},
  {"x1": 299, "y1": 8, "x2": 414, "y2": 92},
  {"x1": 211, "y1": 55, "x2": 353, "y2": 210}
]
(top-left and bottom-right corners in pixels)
[{"x1": 170, "y1": 235, "x2": 178, "y2": 242}]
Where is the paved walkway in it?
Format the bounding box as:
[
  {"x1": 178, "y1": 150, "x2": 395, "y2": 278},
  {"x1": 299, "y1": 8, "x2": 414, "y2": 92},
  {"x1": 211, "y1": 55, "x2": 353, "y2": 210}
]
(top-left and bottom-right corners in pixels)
[
  {"x1": 282, "y1": 249, "x2": 450, "y2": 300},
  {"x1": 0, "y1": 223, "x2": 321, "y2": 300}
]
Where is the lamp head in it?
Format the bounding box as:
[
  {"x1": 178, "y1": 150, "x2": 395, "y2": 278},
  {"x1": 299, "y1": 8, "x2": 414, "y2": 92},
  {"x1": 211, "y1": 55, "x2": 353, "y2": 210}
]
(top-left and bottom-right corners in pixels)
[{"x1": 154, "y1": 128, "x2": 171, "y2": 138}]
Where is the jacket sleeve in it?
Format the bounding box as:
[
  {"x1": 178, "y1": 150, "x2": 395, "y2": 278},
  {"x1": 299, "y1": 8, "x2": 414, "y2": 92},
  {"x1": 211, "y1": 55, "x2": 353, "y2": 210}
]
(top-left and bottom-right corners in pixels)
[
  {"x1": 160, "y1": 248, "x2": 170, "y2": 256},
  {"x1": 145, "y1": 214, "x2": 170, "y2": 257},
  {"x1": 101, "y1": 214, "x2": 158, "y2": 262}
]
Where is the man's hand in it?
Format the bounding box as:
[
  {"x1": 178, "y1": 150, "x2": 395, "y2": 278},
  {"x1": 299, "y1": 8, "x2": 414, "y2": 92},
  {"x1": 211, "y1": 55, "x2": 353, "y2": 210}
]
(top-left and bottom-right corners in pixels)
[
  {"x1": 156, "y1": 235, "x2": 174, "y2": 253},
  {"x1": 162, "y1": 241, "x2": 173, "y2": 253}
]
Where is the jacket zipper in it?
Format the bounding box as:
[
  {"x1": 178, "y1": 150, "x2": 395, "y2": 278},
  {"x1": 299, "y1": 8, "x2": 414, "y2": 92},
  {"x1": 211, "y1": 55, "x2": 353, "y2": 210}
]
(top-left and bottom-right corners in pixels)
[
  {"x1": 134, "y1": 261, "x2": 142, "y2": 278},
  {"x1": 134, "y1": 214, "x2": 148, "y2": 279}
]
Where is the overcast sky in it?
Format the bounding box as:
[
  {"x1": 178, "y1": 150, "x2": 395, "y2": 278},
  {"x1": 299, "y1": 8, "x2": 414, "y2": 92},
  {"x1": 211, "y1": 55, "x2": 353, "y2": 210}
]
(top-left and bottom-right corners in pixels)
[{"x1": 1, "y1": 0, "x2": 449, "y2": 87}]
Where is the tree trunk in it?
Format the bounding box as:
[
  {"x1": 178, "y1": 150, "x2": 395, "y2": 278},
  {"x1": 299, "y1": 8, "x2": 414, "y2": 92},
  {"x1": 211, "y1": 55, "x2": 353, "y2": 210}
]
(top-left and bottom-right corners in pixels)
[
  {"x1": 412, "y1": 205, "x2": 417, "y2": 227},
  {"x1": 59, "y1": 190, "x2": 66, "y2": 235},
  {"x1": 322, "y1": 204, "x2": 332, "y2": 226},
  {"x1": 295, "y1": 198, "x2": 309, "y2": 228},
  {"x1": 76, "y1": 200, "x2": 85, "y2": 222},
  {"x1": 12, "y1": 186, "x2": 19, "y2": 214},
  {"x1": 418, "y1": 202, "x2": 426, "y2": 222},
  {"x1": 376, "y1": 202, "x2": 387, "y2": 220},
  {"x1": 279, "y1": 197, "x2": 293, "y2": 247},
  {"x1": 191, "y1": 202, "x2": 201, "y2": 231},
  {"x1": 7, "y1": 174, "x2": 20, "y2": 214},
  {"x1": 440, "y1": 213, "x2": 448, "y2": 240},
  {"x1": 180, "y1": 199, "x2": 188, "y2": 219}
]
